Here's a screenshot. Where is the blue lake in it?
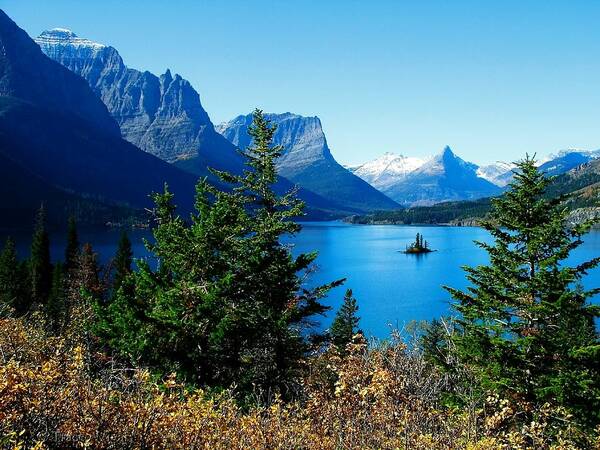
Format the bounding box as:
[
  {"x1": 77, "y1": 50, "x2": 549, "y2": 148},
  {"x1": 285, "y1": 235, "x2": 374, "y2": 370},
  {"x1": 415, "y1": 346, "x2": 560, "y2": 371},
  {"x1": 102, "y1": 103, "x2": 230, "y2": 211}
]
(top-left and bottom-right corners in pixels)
[{"x1": 4, "y1": 222, "x2": 599, "y2": 338}]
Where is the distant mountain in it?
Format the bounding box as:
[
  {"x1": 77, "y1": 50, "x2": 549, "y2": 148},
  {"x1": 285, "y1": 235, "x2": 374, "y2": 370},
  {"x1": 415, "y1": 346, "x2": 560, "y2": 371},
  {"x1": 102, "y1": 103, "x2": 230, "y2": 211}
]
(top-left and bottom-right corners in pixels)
[
  {"x1": 538, "y1": 149, "x2": 600, "y2": 177},
  {"x1": 217, "y1": 112, "x2": 399, "y2": 212},
  {"x1": 476, "y1": 150, "x2": 600, "y2": 187},
  {"x1": 0, "y1": 10, "x2": 199, "y2": 225},
  {"x1": 353, "y1": 146, "x2": 500, "y2": 206},
  {"x1": 348, "y1": 152, "x2": 427, "y2": 191},
  {"x1": 35, "y1": 28, "x2": 244, "y2": 175},
  {"x1": 476, "y1": 162, "x2": 515, "y2": 187},
  {"x1": 387, "y1": 146, "x2": 501, "y2": 206}
]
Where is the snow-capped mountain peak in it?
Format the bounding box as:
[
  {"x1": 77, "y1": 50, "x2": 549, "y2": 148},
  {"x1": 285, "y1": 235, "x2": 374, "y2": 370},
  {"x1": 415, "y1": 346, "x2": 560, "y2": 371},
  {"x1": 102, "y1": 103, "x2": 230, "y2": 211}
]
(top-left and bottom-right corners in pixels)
[
  {"x1": 476, "y1": 161, "x2": 515, "y2": 186},
  {"x1": 348, "y1": 152, "x2": 428, "y2": 189},
  {"x1": 36, "y1": 28, "x2": 106, "y2": 50}
]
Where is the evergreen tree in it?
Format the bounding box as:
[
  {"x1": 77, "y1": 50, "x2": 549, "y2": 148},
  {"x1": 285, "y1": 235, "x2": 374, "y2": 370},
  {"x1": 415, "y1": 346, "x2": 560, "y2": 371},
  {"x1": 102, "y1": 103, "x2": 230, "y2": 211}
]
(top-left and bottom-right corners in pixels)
[
  {"x1": 64, "y1": 216, "x2": 80, "y2": 272},
  {"x1": 112, "y1": 231, "x2": 132, "y2": 295},
  {"x1": 421, "y1": 318, "x2": 450, "y2": 369},
  {"x1": 0, "y1": 237, "x2": 26, "y2": 315},
  {"x1": 98, "y1": 109, "x2": 343, "y2": 400},
  {"x1": 30, "y1": 205, "x2": 52, "y2": 306},
  {"x1": 47, "y1": 262, "x2": 65, "y2": 332},
  {"x1": 445, "y1": 156, "x2": 600, "y2": 425},
  {"x1": 77, "y1": 243, "x2": 102, "y2": 300},
  {"x1": 330, "y1": 289, "x2": 361, "y2": 353}
]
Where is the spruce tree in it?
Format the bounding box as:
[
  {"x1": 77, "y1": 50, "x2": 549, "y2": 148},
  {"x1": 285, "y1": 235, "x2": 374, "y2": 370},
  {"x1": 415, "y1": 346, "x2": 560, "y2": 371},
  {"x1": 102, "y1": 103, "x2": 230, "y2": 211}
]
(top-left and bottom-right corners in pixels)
[
  {"x1": 421, "y1": 318, "x2": 450, "y2": 369},
  {"x1": 47, "y1": 262, "x2": 65, "y2": 332},
  {"x1": 445, "y1": 156, "x2": 600, "y2": 425},
  {"x1": 0, "y1": 237, "x2": 25, "y2": 315},
  {"x1": 64, "y1": 216, "x2": 80, "y2": 272},
  {"x1": 112, "y1": 231, "x2": 133, "y2": 295},
  {"x1": 78, "y1": 243, "x2": 102, "y2": 300},
  {"x1": 99, "y1": 110, "x2": 343, "y2": 400},
  {"x1": 30, "y1": 206, "x2": 52, "y2": 306},
  {"x1": 330, "y1": 289, "x2": 361, "y2": 353}
]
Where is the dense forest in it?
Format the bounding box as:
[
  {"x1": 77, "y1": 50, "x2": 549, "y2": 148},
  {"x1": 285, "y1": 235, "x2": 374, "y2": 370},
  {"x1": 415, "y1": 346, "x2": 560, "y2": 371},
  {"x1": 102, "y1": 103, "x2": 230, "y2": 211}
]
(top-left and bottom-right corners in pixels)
[{"x1": 1, "y1": 112, "x2": 599, "y2": 449}]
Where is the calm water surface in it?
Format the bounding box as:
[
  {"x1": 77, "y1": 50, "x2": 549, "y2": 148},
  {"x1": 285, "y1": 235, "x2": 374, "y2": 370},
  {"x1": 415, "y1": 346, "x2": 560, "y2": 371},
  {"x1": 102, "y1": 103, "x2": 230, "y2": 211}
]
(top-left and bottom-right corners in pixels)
[{"x1": 4, "y1": 222, "x2": 599, "y2": 338}]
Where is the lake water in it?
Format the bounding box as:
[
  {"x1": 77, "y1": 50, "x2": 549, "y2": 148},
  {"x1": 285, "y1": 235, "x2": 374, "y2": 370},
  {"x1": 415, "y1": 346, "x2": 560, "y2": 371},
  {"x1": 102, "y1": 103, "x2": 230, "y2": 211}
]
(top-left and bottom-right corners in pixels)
[{"x1": 3, "y1": 222, "x2": 599, "y2": 338}]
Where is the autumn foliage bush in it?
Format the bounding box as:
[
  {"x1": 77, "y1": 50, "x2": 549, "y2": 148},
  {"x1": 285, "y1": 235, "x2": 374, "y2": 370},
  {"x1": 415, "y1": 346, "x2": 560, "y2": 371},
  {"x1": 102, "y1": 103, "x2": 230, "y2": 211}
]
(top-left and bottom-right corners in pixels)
[{"x1": 1, "y1": 315, "x2": 597, "y2": 450}]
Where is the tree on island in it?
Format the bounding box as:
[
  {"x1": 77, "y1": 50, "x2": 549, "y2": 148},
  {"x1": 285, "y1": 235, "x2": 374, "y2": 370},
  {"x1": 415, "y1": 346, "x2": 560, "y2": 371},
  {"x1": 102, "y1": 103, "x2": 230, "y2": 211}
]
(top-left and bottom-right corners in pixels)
[
  {"x1": 405, "y1": 232, "x2": 432, "y2": 253},
  {"x1": 444, "y1": 155, "x2": 600, "y2": 425}
]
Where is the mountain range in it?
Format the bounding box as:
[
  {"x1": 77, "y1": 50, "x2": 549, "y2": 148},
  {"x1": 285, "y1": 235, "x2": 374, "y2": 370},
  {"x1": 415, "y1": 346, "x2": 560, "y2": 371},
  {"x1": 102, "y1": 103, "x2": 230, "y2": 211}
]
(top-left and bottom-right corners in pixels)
[
  {"x1": 35, "y1": 28, "x2": 398, "y2": 215},
  {"x1": 349, "y1": 156, "x2": 600, "y2": 226},
  {"x1": 349, "y1": 147, "x2": 600, "y2": 206}
]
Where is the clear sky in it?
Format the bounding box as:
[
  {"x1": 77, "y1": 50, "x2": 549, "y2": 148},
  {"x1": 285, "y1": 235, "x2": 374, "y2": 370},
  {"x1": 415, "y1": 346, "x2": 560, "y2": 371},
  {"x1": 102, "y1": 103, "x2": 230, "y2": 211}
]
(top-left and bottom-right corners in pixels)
[{"x1": 3, "y1": 0, "x2": 600, "y2": 165}]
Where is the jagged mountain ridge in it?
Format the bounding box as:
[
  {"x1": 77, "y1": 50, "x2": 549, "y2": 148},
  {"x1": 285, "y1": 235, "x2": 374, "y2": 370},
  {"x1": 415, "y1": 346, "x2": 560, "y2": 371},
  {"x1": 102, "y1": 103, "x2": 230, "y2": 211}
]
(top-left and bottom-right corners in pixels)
[
  {"x1": 35, "y1": 28, "x2": 244, "y2": 175},
  {"x1": 351, "y1": 147, "x2": 600, "y2": 206},
  {"x1": 217, "y1": 112, "x2": 399, "y2": 212}
]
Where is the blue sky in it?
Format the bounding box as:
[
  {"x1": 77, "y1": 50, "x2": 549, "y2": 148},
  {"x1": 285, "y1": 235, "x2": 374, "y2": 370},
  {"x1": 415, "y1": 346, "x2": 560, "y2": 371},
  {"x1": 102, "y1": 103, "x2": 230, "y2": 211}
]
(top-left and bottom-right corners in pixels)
[{"x1": 4, "y1": 0, "x2": 600, "y2": 165}]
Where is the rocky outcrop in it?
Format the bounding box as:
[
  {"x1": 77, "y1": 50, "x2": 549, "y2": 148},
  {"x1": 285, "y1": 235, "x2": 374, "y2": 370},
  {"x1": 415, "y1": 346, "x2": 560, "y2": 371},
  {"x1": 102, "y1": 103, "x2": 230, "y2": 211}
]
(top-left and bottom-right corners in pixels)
[
  {"x1": 36, "y1": 28, "x2": 243, "y2": 174},
  {"x1": 217, "y1": 112, "x2": 335, "y2": 178},
  {"x1": 217, "y1": 112, "x2": 399, "y2": 212},
  {"x1": 567, "y1": 207, "x2": 600, "y2": 227}
]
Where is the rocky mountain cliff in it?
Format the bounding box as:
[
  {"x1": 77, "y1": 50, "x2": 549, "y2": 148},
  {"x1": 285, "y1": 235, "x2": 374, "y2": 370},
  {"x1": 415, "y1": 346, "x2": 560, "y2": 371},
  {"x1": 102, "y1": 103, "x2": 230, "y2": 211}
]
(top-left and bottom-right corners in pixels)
[
  {"x1": 217, "y1": 112, "x2": 399, "y2": 212},
  {"x1": 35, "y1": 28, "x2": 244, "y2": 175}
]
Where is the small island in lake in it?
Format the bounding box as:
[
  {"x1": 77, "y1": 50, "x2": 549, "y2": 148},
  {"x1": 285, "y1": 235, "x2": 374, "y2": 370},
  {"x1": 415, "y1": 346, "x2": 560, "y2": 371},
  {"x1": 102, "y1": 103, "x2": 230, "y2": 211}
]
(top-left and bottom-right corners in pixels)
[{"x1": 403, "y1": 232, "x2": 434, "y2": 254}]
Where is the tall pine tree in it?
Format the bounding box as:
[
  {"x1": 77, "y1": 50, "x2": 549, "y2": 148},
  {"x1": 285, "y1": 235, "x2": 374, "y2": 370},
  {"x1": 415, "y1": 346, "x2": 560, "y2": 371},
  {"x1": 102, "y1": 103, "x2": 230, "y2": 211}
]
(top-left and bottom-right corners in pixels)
[
  {"x1": 445, "y1": 156, "x2": 600, "y2": 425},
  {"x1": 98, "y1": 110, "x2": 342, "y2": 400},
  {"x1": 47, "y1": 262, "x2": 65, "y2": 333},
  {"x1": 30, "y1": 205, "x2": 52, "y2": 306},
  {"x1": 112, "y1": 231, "x2": 132, "y2": 295},
  {"x1": 0, "y1": 237, "x2": 26, "y2": 315},
  {"x1": 64, "y1": 216, "x2": 80, "y2": 272}
]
